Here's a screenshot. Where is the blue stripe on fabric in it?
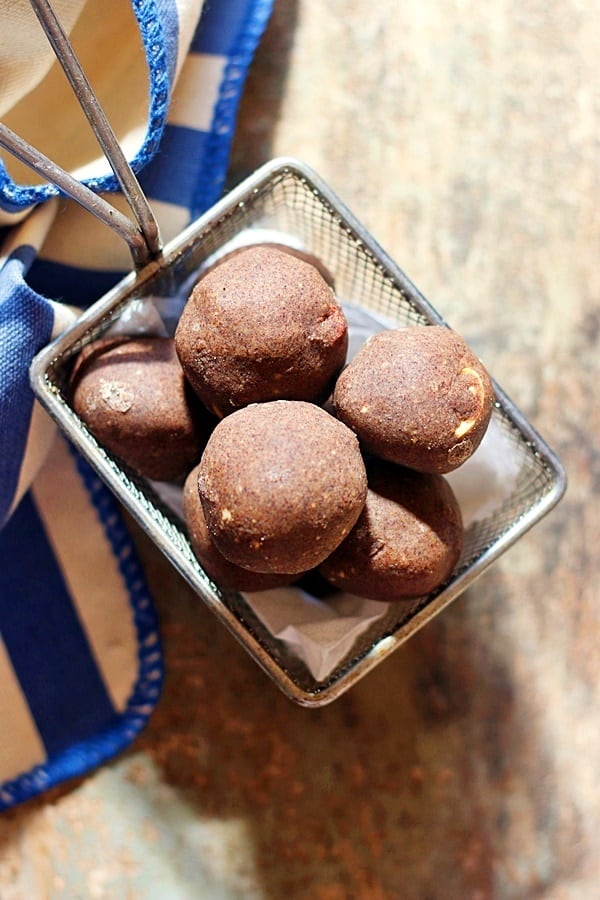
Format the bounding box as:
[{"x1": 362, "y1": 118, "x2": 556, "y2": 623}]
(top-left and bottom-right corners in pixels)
[
  {"x1": 190, "y1": 0, "x2": 275, "y2": 217},
  {"x1": 2, "y1": 243, "x2": 37, "y2": 274},
  {"x1": 192, "y1": 0, "x2": 256, "y2": 55},
  {"x1": 138, "y1": 123, "x2": 209, "y2": 208},
  {"x1": 0, "y1": 452, "x2": 164, "y2": 812},
  {"x1": 26, "y1": 258, "x2": 128, "y2": 310},
  {"x1": 0, "y1": 190, "x2": 32, "y2": 215},
  {"x1": 0, "y1": 251, "x2": 54, "y2": 526},
  {"x1": 0, "y1": 493, "x2": 116, "y2": 757}
]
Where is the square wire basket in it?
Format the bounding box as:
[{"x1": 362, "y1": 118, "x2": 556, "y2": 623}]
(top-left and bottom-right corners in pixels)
[{"x1": 30, "y1": 157, "x2": 567, "y2": 706}]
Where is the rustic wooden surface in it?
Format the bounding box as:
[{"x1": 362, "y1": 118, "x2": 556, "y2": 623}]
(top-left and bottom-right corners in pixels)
[{"x1": 1, "y1": 1, "x2": 599, "y2": 897}]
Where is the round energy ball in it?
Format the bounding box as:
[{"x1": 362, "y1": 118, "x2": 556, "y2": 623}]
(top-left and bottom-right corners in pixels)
[
  {"x1": 333, "y1": 325, "x2": 494, "y2": 474},
  {"x1": 71, "y1": 336, "x2": 213, "y2": 481},
  {"x1": 183, "y1": 464, "x2": 300, "y2": 592},
  {"x1": 197, "y1": 400, "x2": 368, "y2": 574},
  {"x1": 199, "y1": 241, "x2": 336, "y2": 288},
  {"x1": 319, "y1": 460, "x2": 464, "y2": 601},
  {"x1": 175, "y1": 245, "x2": 348, "y2": 417}
]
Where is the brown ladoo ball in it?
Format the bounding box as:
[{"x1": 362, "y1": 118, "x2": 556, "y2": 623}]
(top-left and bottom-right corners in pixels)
[
  {"x1": 198, "y1": 400, "x2": 368, "y2": 574},
  {"x1": 333, "y1": 326, "x2": 494, "y2": 474},
  {"x1": 183, "y1": 464, "x2": 299, "y2": 592},
  {"x1": 175, "y1": 246, "x2": 348, "y2": 417},
  {"x1": 199, "y1": 241, "x2": 336, "y2": 288},
  {"x1": 319, "y1": 461, "x2": 464, "y2": 602},
  {"x1": 71, "y1": 336, "x2": 213, "y2": 481}
]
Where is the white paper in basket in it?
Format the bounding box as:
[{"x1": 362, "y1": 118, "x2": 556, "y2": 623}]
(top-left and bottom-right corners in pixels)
[{"x1": 241, "y1": 590, "x2": 387, "y2": 682}]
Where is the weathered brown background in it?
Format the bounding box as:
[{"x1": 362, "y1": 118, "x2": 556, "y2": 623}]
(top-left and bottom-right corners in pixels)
[{"x1": 1, "y1": 0, "x2": 598, "y2": 897}]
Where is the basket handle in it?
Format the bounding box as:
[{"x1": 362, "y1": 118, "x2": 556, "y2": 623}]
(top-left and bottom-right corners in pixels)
[
  {"x1": 0, "y1": 0, "x2": 162, "y2": 270},
  {"x1": 0, "y1": 122, "x2": 154, "y2": 270}
]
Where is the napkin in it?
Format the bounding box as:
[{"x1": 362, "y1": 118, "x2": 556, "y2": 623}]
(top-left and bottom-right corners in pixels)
[{"x1": 0, "y1": 0, "x2": 274, "y2": 811}]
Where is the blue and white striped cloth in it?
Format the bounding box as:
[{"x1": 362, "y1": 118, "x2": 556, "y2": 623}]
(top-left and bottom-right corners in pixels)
[{"x1": 0, "y1": 0, "x2": 273, "y2": 810}]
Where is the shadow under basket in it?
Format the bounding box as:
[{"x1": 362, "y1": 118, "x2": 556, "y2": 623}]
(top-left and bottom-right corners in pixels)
[{"x1": 30, "y1": 158, "x2": 566, "y2": 706}]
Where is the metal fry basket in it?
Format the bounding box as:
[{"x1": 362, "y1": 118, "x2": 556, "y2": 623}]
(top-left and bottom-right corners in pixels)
[{"x1": 6, "y1": 3, "x2": 566, "y2": 705}]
